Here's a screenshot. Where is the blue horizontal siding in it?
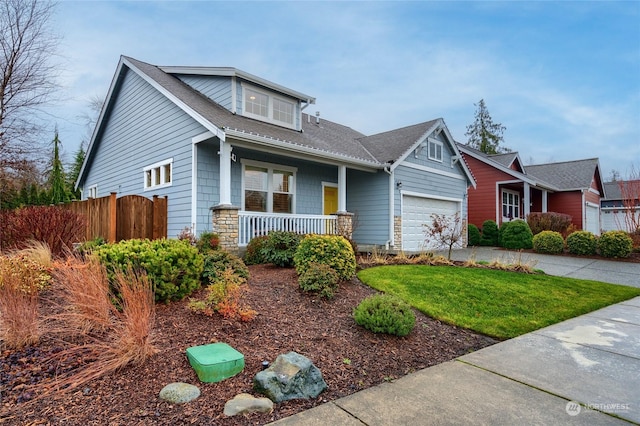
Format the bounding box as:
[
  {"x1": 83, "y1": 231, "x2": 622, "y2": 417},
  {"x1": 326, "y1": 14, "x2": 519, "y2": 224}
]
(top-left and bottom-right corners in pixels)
[
  {"x1": 347, "y1": 169, "x2": 389, "y2": 245},
  {"x1": 175, "y1": 75, "x2": 232, "y2": 111}
]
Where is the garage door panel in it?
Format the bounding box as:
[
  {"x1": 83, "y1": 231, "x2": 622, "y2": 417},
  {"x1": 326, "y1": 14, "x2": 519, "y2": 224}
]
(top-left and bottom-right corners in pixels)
[{"x1": 402, "y1": 195, "x2": 460, "y2": 252}]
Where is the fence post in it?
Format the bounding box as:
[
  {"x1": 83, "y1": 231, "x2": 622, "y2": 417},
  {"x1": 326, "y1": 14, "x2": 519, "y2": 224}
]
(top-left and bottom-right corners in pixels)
[
  {"x1": 108, "y1": 192, "x2": 117, "y2": 243},
  {"x1": 152, "y1": 195, "x2": 168, "y2": 239}
]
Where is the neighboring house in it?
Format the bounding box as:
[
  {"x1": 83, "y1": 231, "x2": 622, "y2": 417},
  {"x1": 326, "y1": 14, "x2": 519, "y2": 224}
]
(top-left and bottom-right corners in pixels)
[
  {"x1": 601, "y1": 180, "x2": 640, "y2": 232},
  {"x1": 76, "y1": 56, "x2": 475, "y2": 252},
  {"x1": 457, "y1": 143, "x2": 604, "y2": 234}
]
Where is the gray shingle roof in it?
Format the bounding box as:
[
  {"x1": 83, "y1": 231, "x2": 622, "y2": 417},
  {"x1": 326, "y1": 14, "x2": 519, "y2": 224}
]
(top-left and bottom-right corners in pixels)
[
  {"x1": 489, "y1": 152, "x2": 519, "y2": 169},
  {"x1": 357, "y1": 120, "x2": 440, "y2": 163},
  {"x1": 525, "y1": 158, "x2": 600, "y2": 190},
  {"x1": 603, "y1": 180, "x2": 640, "y2": 200}
]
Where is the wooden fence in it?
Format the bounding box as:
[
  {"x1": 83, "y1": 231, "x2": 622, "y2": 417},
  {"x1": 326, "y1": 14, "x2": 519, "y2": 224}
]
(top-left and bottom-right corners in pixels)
[{"x1": 61, "y1": 193, "x2": 167, "y2": 242}]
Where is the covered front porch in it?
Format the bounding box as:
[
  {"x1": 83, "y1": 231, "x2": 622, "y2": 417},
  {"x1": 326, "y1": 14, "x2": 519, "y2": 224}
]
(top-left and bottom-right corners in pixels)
[{"x1": 496, "y1": 180, "x2": 552, "y2": 224}]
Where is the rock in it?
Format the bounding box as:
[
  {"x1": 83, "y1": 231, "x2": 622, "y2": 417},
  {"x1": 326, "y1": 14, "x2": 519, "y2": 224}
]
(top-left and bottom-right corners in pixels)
[
  {"x1": 253, "y1": 352, "x2": 327, "y2": 403},
  {"x1": 223, "y1": 393, "x2": 274, "y2": 416},
  {"x1": 158, "y1": 382, "x2": 200, "y2": 404}
]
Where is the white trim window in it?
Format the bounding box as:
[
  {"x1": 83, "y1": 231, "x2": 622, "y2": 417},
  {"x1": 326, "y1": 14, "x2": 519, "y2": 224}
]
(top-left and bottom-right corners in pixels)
[
  {"x1": 87, "y1": 184, "x2": 98, "y2": 199},
  {"x1": 144, "y1": 158, "x2": 173, "y2": 190},
  {"x1": 502, "y1": 189, "x2": 520, "y2": 220},
  {"x1": 428, "y1": 139, "x2": 443, "y2": 162},
  {"x1": 242, "y1": 159, "x2": 296, "y2": 213},
  {"x1": 242, "y1": 84, "x2": 296, "y2": 129}
]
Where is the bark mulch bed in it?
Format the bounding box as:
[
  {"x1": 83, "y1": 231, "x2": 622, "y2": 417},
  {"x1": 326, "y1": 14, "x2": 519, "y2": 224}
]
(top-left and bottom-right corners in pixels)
[{"x1": 1, "y1": 264, "x2": 497, "y2": 425}]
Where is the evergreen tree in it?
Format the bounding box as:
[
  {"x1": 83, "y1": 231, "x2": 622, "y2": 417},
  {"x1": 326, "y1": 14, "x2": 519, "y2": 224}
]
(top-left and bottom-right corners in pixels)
[
  {"x1": 47, "y1": 129, "x2": 69, "y2": 204},
  {"x1": 465, "y1": 99, "x2": 509, "y2": 154},
  {"x1": 67, "y1": 145, "x2": 85, "y2": 200}
]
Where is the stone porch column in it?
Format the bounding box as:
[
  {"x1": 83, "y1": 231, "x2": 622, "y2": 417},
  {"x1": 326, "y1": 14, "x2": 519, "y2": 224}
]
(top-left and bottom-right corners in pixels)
[
  {"x1": 336, "y1": 211, "x2": 354, "y2": 240},
  {"x1": 211, "y1": 205, "x2": 239, "y2": 255}
]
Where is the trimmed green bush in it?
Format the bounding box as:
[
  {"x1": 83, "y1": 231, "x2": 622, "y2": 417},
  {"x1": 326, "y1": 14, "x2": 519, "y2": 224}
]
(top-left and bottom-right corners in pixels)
[
  {"x1": 95, "y1": 238, "x2": 204, "y2": 303},
  {"x1": 527, "y1": 212, "x2": 572, "y2": 235},
  {"x1": 202, "y1": 249, "x2": 249, "y2": 284},
  {"x1": 479, "y1": 220, "x2": 499, "y2": 246},
  {"x1": 499, "y1": 220, "x2": 533, "y2": 249},
  {"x1": 532, "y1": 231, "x2": 564, "y2": 254},
  {"x1": 467, "y1": 224, "x2": 481, "y2": 246},
  {"x1": 598, "y1": 230, "x2": 633, "y2": 258},
  {"x1": 566, "y1": 231, "x2": 597, "y2": 255},
  {"x1": 298, "y1": 263, "x2": 340, "y2": 299},
  {"x1": 243, "y1": 235, "x2": 268, "y2": 265},
  {"x1": 353, "y1": 294, "x2": 416, "y2": 336},
  {"x1": 261, "y1": 231, "x2": 304, "y2": 267},
  {"x1": 294, "y1": 234, "x2": 356, "y2": 281}
]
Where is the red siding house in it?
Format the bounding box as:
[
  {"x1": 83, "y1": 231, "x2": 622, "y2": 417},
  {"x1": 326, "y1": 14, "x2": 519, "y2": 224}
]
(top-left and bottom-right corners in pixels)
[{"x1": 457, "y1": 144, "x2": 605, "y2": 235}]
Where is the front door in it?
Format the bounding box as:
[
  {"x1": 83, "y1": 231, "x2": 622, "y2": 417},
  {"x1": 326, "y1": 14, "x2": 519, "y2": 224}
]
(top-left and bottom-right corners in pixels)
[{"x1": 323, "y1": 186, "x2": 338, "y2": 214}]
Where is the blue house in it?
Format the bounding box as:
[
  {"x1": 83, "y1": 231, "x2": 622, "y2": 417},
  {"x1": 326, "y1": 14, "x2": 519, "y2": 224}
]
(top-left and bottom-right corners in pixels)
[{"x1": 76, "y1": 56, "x2": 475, "y2": 252}]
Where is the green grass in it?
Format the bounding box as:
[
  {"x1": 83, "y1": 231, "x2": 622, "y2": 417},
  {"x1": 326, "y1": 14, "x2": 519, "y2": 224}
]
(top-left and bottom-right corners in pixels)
[{"x1": 357, "y1": 265, "x2": 640, "y2": 339}]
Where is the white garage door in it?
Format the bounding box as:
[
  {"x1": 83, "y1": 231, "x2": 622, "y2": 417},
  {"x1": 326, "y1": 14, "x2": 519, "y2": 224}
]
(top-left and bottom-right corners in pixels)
[
  {"x1": 402, "y1": 195, "x2": 460, "y2": 252},
  {"x1": 585, "y1": 203, "x2": 600, "y2": 235}
]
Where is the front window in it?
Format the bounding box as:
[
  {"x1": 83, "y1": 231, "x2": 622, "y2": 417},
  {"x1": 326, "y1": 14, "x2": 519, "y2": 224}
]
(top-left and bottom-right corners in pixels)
[
  {"x1": 144, "y1": 158, "x2": 173, "y2": 190},
  {"x1": 242, "y1": 160, "x2": 296, "y2": 213},
  {"x1": 242, "y1": 83, "x2": 296, "y2": 129},
  {"x1": 428, "y1": 140, "x2": 443, "y2": 162},
  {"x1": 502, "y1": 190, "x2": 520, "y2": 219}
]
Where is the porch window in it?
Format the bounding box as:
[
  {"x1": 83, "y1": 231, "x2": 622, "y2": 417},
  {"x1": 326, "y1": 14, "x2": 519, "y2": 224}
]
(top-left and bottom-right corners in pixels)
[
  {"x1": 242, "y1": 160, "x2": 296, "y2": 213},
  {"x1": 502, "y1": 190, "x2": 520, "y2": 219}
]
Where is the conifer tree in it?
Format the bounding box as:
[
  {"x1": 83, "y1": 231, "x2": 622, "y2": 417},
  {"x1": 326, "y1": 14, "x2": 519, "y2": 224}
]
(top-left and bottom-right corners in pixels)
[{"x1": 465, "y1": 99, "x2": 509, "y2": 154}]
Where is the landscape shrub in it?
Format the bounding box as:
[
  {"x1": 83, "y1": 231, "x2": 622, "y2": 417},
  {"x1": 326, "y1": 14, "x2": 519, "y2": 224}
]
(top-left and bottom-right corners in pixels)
[
  {"x1": 467, "y1": 224, "x2": 481, "y2": 246},
  {"x1": 298, "y1": 263, "x2": 340, "y2": 299},
  {"x1": 598, "y1": 230, "x2": 633, "y2": 258},
  {"x1": 243, "y1": 235, "x2": 269, "y2": 265},
  {"x1": 0, "y1": 206, "x2": 86, "y2": 257},
  {"x1": 479, "y1": 220, "x2": 499, "y2": 246},
  {"x1": 188, "y1": 268, "x2": 256, "y2": 321},
  {"x1": 260, "y1": 231, "x2": 304, "y2": 267},
  {"x1": 294, "y1": 234, "x2": 356, "y2": 281},
  {"x1": 499, "y1": 220, "x2": 533, "y2": 249},
  {"x1": 629, "y1": 230, "x2": 640, "y2": 252},
  {"x1": 353, "y1": 294, "x2": 415, "y2": 337},
  {"x1": 202, "y1": 249, "x2": 249, "y2": 284},
  {"x1": 196, "y1": 231, "x2": 220, "y2": 253},
  {"x1": 95, "y1": 238, "x2": 204, "y2": 303},
  {"x1": 532, "y1": 231, "x2": 564, "y2": 254},
  {"x1": 566, "y1": 231, "x2": 597, "y2": 256},
  {"x1": 527, "y1": 212, "x2": 572, "y2": 235}
]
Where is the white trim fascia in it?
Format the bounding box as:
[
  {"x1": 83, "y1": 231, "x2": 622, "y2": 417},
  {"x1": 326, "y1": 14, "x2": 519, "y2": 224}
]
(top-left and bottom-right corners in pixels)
[
  {"x1": 389, "y1": 170, "x2": 395, "y2": 247},
  {"x1": 191, "y1": 135, "x2": 202, "y2": 234},
  {"x1": 390, "y1": 120, "x2": 441, "y2": 171},
  {"x1": 224, "y1": 128, "x2": 380, "y2": 172},
  {"x1": 240, "y1": 158, "x2": 298, "y2": 173},
  {"x1": 399, "y1": 162, "x2": 466, "y2": 181},
  {"x1": 400, "y1": 190, "x2": 463, "y2": 204},
  {"x1": 586, "y1": 201, "x2": 600, "y2": 208},
  {"x1": 588, "y1": 187, "x2": 600, "y2": 195},
  {"x1": 159, "y1": 65, "x2": 316, "y2": 104}
]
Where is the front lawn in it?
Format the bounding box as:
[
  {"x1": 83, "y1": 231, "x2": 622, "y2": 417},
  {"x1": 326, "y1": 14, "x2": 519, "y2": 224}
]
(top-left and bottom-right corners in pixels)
[{"x1": 357, "y1": 265, "x2": 640, "y2": 339}]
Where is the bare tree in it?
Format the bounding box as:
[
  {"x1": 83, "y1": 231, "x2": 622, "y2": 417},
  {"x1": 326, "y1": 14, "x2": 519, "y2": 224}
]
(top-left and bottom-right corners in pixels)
[
  {"x1": 615, "y1": 165, "x2": 640, "y2": 232},
  {"x1": 0, "y1": 0, "x2": 59, "y2": 173},
  {"x1": 423, "y1": 212, "x2": 464, "y2": 260}
]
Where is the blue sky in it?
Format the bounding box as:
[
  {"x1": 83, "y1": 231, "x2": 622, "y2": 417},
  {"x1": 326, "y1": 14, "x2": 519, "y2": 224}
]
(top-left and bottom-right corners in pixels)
[{"x1": 49, "y1": 1, "x2": 640, "y2": 180}]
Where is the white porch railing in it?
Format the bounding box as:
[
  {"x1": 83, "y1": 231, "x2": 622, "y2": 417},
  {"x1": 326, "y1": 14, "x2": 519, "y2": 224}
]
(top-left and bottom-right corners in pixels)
[{"x1": 238, "y1": 212, "x2": 338, "y2": 246}]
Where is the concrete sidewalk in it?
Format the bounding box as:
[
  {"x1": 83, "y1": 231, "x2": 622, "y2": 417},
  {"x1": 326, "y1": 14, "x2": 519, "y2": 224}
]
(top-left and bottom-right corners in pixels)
[{"x1": 270, "y1": 250, "x2": 640, "y2": 425}]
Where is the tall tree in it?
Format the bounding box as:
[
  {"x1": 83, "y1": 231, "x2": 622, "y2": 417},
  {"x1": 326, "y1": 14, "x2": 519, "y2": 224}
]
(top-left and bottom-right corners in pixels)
[
  {"x1": 47, "y1": 128, "x2": 68, "y2": 204},
  {"x1": 0, "y1": 0, "x2": 59, "y2": 174},
  {"x1": 465, "y1": 99, "x2": 509, "y2": 154},
  {"x1": 66, "y1": 144, "x2": 85, "y2": 199}
]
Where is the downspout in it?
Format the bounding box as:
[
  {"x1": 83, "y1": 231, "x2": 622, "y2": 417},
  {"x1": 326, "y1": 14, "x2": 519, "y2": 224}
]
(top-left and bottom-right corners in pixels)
[
  {"x1": 384, "y1": 164, "x2": 393, "y2": 249},
  {"x1": 581, "y1": 189, "x2": 586, "y2": 230}
]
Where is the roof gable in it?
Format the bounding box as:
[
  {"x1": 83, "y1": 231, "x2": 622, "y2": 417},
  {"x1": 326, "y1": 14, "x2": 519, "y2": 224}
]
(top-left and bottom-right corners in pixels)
[{"x1": 525, "y1": 158, "x2": 603, "y2": 192}]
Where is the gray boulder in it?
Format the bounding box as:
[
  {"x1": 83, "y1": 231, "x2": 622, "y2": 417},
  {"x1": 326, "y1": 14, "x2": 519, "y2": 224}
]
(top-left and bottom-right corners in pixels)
[
  {"x1": 254, "y1": 352, "x2": 327, "y2": 403},
  {"x1": 224, "y1": 393, "x2": 274, "y2": 416},
  {"x1": 159, "y1": 382, "x2": 200, "y2": 404}
]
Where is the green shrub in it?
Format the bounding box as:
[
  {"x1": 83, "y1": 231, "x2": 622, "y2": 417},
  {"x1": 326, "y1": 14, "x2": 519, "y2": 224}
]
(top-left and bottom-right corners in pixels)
[
  {"x1": 202, "y1": 250, "x2": 249, "y2": 284},
  {"x1": 298, "y1": 263, "x2": 340, "y2": 299},
  {"x1": 598, "y1": 231, "x2": 633, "y2": 258},
  {"x1": 261, "y1": 231, "x2": 304, "y2": 267},
  {"x1": 294, "y1": 234, "x2": 356, "y2": 281},
  {"x1": 95, "y1": 238, "x2": 204, "y2": 303},
  {"x1": 527, "y1": 212, "x2": 572, "y2": 235},
  {"x1": 566, "y1": 231, "x2": 597, "y2": 255},
  {"x1": 467, "y1": 224, "x2": 481, "y2": 246},
  {"x1": 196, "y1": 231, "x2": 220, "y2": 253},
  {"x1": 243, "y1": 236, "x2": 268, "y2": 265},
  {"x1": 479, "y1": 220, "x2": 499, "y2": 246},
  {"x1": 76, "y1": 236, "x2": 107, "y2": 257},
  {"x1": 353, "y1": 294, "x2": 416, "y2": 337},
  {"x1": 532, "y1": 231, "x2": 564, "y2": 254},
  {"x1": 499, "y1": 220, "x2": 533, "y2": 249}
]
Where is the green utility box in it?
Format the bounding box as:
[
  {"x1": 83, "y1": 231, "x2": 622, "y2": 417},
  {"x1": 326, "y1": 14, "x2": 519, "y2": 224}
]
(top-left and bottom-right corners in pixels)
[{"x1": 186, "y1": 343, "x2": 244, "y2": 383}]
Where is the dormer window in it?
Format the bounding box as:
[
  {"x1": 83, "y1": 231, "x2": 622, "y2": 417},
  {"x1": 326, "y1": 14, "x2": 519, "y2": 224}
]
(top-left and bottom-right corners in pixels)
[
  {"x1": 242, "y1": 84, "x2": 296, "y2": 129},
  {"x1": 428, "y1": 139, "x2": 443, "y2": 162}
]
